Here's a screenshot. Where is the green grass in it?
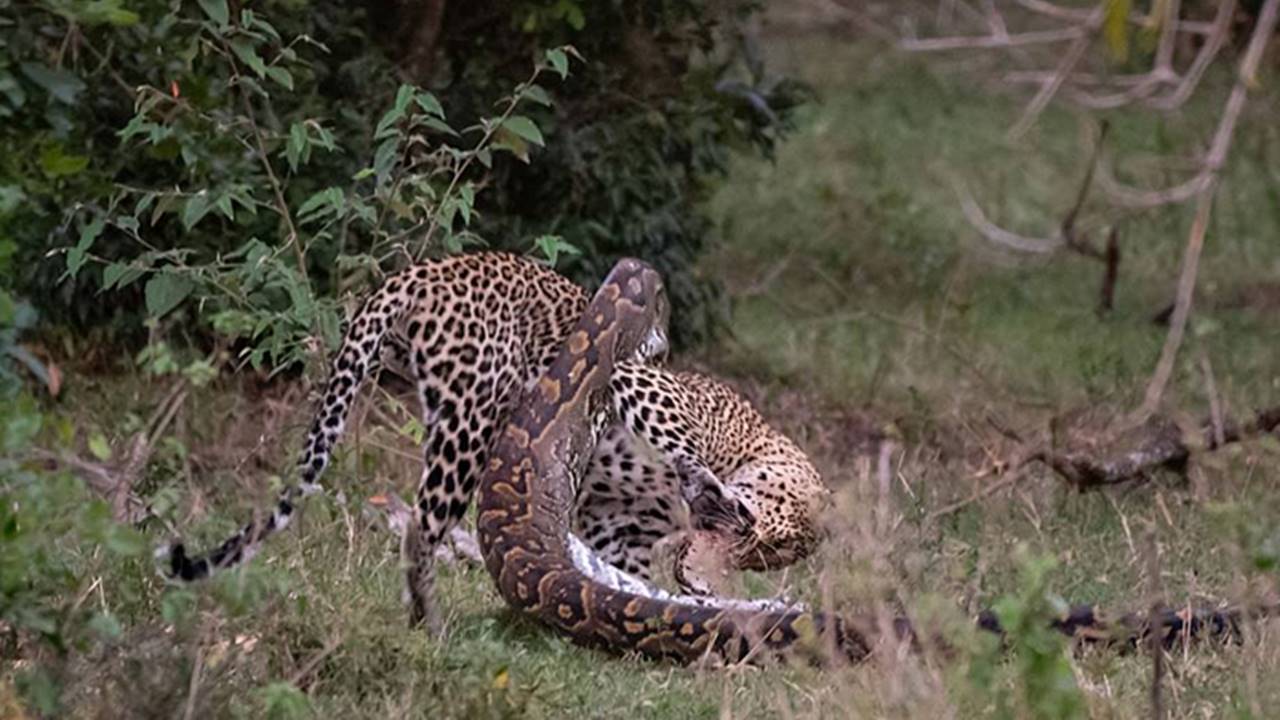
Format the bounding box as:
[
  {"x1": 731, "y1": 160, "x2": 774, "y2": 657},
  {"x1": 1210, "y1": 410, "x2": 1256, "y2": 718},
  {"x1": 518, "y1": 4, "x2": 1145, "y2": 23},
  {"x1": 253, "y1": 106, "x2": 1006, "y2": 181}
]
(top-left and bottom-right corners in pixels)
[{"x1": 11, "y1": 27, "x2": 1280, "y2": 720}]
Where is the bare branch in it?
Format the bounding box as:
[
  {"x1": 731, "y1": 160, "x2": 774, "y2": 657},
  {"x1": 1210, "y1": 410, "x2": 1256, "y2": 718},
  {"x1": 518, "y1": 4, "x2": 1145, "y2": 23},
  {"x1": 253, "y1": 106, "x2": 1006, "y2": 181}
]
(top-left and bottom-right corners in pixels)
[
  {"x1": 1004, "y1": 70, "x2": 1167, "y2": 87},
  {"x1": 1016, "y1": 0, "x2": 1213, "y2": 34},
  {"x1": 1200, "y1": 352, "x2": 1226, "y2": 448},
  {"x1": 1137, "y1": 188, "x2": 1215, "y2": 418},
  {"x1": 1149, "y1": 0, "x2": 1237, "y2": 110},
  {"x1": 954, "y1": 180, "x2": 1062, "y2": 253},
  {"x1": 1097, "y1": 160, "x2": 1213, "y2": 208},
  {"x1": 901, "y1": 24, "x2": 1085, "y2": 51},
  {"x1": 1153, "y1": 0, "x2": 1182, "y2": 78},
  {"x1": 980, "y1": 0, "x2": 1009, "y2": 38},
  {"x1": 823, "y1": 0, "x2": 898, "y2": 42},
  {"x1": 1136, "y1": 0, "x2": 1280, "y2": 420},
  {"x1": 1007, "y1": 7, "x2": 1099, "y2": 138}
]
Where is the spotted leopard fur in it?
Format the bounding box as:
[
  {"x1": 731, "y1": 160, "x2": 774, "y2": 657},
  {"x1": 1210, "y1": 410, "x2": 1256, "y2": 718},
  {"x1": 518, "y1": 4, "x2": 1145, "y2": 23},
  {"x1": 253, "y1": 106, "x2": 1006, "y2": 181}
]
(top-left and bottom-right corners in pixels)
[
  {"x1": 166, "y1": 251, "x2": 828, "y2": 624},
  {"x1": 576, "y1": 366, "x2": 829, "y2": 595}
]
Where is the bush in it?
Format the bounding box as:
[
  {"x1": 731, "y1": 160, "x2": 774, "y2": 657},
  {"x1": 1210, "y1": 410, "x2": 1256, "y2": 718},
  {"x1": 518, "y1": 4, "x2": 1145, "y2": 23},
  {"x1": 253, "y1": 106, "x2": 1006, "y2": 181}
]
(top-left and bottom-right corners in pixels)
[{"x1": 2, "y1": 0, "x2": 802, "y2": 361}]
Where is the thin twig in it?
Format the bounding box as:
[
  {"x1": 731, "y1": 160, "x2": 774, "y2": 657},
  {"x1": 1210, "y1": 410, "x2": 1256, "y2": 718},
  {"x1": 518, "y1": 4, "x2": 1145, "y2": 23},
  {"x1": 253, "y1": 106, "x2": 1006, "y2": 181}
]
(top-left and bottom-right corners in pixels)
[
  {"x1": 927, "y1": 465, "x2": 1030, "y2": 521},
  {"x1": 1007, "y1": 8, "x2": 1099, "y2": 139},
  {"x1": 1199, "y1": 352, "x2": 1226, "y2": 448},
  {"x1": 219, "y1": 36, "x2": 307, "y2": 284},
  {"x1": 901, "y1": 25, "x2": 1086, "y2": 52},
  {"x1": 287, "y1": 633, "x2": 344, "y2": 687},
  {"x1": 1150, "y1": 0, "x2": 1237, "y2": 110},
  {"x1": 182, "y1": 627, "x2": 208, "y2": 720},
  {"x1": 415, "y1": 64, "x2": 543, "y2": 261},
  {"x1": 1142, "y1": 528, "x2": 1166, "y2": 720},
  {"x1": 1015, "y1": 0, "x2": 1212, "y2": 34},
  {"x1": 954, "y1": 180, "x2": 1061, "y2": 253}
]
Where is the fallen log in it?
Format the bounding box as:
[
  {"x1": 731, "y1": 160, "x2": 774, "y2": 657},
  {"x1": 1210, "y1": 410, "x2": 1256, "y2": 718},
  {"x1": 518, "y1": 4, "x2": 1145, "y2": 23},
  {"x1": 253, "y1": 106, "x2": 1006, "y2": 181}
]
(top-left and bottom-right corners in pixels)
[{"x1": 1035, "y1": 406, "x2": 1280, "y2": 489}]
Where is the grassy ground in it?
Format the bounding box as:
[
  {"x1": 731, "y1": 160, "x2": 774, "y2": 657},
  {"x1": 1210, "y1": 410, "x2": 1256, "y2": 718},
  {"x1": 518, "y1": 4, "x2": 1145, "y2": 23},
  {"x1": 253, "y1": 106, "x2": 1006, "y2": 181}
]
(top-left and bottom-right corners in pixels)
[{"x1": 12, "y1": 17, "x2": 1280, "y2": 720}]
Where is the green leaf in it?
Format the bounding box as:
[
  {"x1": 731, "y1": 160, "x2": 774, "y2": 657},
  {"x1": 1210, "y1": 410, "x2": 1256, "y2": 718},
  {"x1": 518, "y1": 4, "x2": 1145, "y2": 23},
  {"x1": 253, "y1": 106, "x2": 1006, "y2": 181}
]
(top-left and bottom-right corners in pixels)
[
  {"x1": 266, "y1": 66, "x2": 293, "y2": 90},
  {"x1": 311, "y1": 123, "x2": 336, "y2": 151},
  {"x1": 64, "y1": 218, "x2": 104, "y2": 280},
  {"x1": 374, "y1": 87, "x2": 417, "y2": 139},
  {"x1": 39, "y1": 144, "x2": 89, "y2": 179},
  {"x1": 198, "y1": 0, "x2": 230, "y2": 28},
  {"x1": 104, "y1": 520, "x2": 146, "y2": 556},
  {"x1": 182, "y1": 192, "x2": 214, "y2": 230},
  {"x1": 20, "y1": 62, "x2": 85, "y2": 105},
  {"x1": 161, "y1": 589, "x2": 197, "y2": 625},
  {"x1": 49, "y1": 0, "x2": 139, "y2": 26},
  {"x1": 1104, "y1": 0, "x2": 1132, "y2": 61},
  {"x1": 563, "y1": 2, "x2": 585, "y2": 30},
  {"x1": 89, "y1": 612, "x2": 123, "y2": 641},
  {"x1": 237, "y1": 75, "x2": 268, "y2": 98},
  {"x1": 297, "y1": 187, "x2": 343, "y2": 222},
  {"x1": 0, "y1": 185, "x2": 25, "y2": 216},
  {"x1": 102, "y1": 262, "x2": 145, "y2": 292},
  {"x1": 522, "y1": 83, "x2": 553, "y2": 106},
  {"x1": 492, "y1": 127, "x2": 529, "y2": 163},
  {"x1": 286, "y1": 122, "x2": 308, "y2": 172},
  {"x1": 501, "y1": 116, "x2": 544, "y2": 146},
  {"x1": 214, "y1": 193, "x2": 235, "y2": 221},
  {"x1": 393, "y1": 84, "x2": 415, "y2": 114},
  {"x1": 102, "y1": 263, "x2": 127, "y2": 291},
  {"x1": 145, "y1": 273, "x2": 194, "y2": 318},
  {"x1": 544, "y1": 48, "x2": 569, "y2": 79},
  {"x1": 414, "y1": 91, "x2": 446, "y2": 118},
  {"x1": 373, "y1": 137, "x2": 399, "y2": 183},
  {"x1": 230, "y1": 39, "x2": 268, "y2": 78},
  {"x1": 420, "y1": 116, "x2": 459, "y2": 136},
  {"x1": 457, "y1": 184, "x2": 474, "y2": 224},
  {"x1": 532, "y1": 235, "x2": 580, "y2": 266},
  {"x1": 375, "y1": 99, "x2": 407, "y2": 140},
  {"x1": 0, "y1": 71, "x2": 27, "y2": 111},
  {"x1": 6, "y1": 345, "x2": 51, "y2": 389},
  {"x1": 115, "y1": 216, "x2": 139, "y2": 235},
  {"x1": 88, "y1": 432, "x2": 112, "y2": 461},
  {"x1": 258, "y1": 682, "x2": 312, "y2": 720}
]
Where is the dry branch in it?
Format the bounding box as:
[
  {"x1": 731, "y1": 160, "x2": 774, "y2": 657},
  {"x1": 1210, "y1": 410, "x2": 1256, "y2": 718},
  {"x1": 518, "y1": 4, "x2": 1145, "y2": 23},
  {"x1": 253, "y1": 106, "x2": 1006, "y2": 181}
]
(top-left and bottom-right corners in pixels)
[
  {"x1": 959, "y1": 118, "x2": 1123, "y2": 314},
  {"x1": 1007, "y1": 7, "x2": 1100, "y2": 139},
  {"x1": 1034, "y1": 406, "x2": 1280, "y2": 489},
  {"x1": 1015, "y1": 0, "x2": 1213, "y2": 35},
  {"x1": 1149, "y1": 0, "x2": 1237, "y2": 110},
  {"x1": 1136, "y1": 0, "x2": 1279, "y2": 419},
  {"x1": 27, "y1": 381, "x2": 189, "y2": 526},
  {"x1": 900, "y1": 25, "x2": 1086, "y2": 51}
]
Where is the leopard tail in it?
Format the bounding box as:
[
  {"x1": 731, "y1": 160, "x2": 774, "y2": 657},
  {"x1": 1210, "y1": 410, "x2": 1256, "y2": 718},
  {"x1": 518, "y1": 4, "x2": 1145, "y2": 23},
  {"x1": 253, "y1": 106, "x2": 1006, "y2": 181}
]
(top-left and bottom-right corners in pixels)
[{"x1": 166, "y1": 269, "x2": 419, "y2": 581}]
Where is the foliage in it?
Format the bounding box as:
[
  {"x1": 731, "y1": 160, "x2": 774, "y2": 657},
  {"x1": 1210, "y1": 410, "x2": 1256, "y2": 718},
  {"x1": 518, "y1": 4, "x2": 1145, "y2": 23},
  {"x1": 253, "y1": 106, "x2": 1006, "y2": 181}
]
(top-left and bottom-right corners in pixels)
[
  {"x1": 0, "y1": 346, "x2": 149, "y2": 713},
  {"x1": 3, "y1": 0, "x2": 801, "y2": 366},
  {"x1": 978, "y1": 549, "x2": 1087, "y2": 720}
]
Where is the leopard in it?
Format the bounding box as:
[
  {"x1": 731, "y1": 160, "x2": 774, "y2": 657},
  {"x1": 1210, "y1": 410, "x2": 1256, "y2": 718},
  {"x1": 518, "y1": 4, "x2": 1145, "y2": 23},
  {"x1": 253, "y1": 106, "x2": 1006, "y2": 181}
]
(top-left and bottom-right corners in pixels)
[
  {"x1": 165, "y1": 251, "x2": 829, "y2": 626},
  {"x1": 575, "y1": 365, "x2": 830, "y2": 596}
]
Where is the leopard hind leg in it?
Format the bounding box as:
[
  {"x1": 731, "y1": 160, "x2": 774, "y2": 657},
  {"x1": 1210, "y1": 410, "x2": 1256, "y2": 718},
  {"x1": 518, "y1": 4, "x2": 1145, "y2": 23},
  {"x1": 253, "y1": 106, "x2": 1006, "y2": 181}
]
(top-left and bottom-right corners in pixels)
[{"x1": 404, "y1": 349, "x2": 520, "y2": 631}]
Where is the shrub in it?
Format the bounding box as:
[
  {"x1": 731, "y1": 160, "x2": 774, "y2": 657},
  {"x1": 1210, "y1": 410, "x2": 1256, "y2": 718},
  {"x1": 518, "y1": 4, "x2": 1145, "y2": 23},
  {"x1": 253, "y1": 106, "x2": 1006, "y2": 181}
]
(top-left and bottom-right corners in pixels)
[{"x1": 2, "y1": 0, "x2": 803, "y2": 360}]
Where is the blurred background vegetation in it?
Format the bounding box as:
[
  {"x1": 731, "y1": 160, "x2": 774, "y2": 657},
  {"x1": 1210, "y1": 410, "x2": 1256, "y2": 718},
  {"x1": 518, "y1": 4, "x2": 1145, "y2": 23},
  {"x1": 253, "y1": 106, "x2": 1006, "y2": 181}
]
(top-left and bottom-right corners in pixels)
[{"x1": 4, "y1": 0, "x2": 1280, "y2": 717}]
